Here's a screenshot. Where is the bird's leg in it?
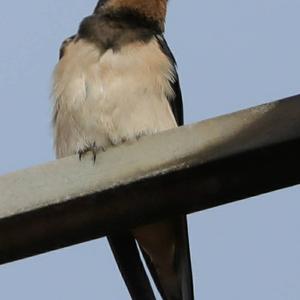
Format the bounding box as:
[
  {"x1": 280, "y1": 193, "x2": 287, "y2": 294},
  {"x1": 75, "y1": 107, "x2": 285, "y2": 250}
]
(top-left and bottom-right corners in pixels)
[
  {"x1": 78, "y1": 149, "x2": 87, "y2": 161},
  {"x1": 78, "y1": 142, "x2": 106, "y2": 163},
  {"x1": 91, "y1": 142, "x2": 97, "y2": 163},
  {"x1": 135, "y1": 132, "x2": 144, "y2": 141}
]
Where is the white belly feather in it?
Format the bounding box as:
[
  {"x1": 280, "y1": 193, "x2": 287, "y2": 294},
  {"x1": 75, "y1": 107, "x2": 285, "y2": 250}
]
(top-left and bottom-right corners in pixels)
[{"x1": 52, "y1": 38, "x2": 177, "y2": 158}]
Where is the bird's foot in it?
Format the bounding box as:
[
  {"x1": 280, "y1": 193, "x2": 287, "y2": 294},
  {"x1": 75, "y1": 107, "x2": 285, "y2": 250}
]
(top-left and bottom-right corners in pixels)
[{"x1": 78, "y1": 142, "x2": 106, "y2": 163}]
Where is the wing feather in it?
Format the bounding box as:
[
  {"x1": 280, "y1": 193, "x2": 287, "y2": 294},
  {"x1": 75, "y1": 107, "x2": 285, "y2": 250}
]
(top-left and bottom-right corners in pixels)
[{"x1": 156, "y1": 35, "x2": 184, "y2": 126}]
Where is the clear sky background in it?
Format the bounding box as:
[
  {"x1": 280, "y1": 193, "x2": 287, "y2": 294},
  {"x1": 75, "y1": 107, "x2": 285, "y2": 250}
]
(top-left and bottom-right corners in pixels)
[{"x1": 0, "y1": 1, "x2": 299, "y2": 299}]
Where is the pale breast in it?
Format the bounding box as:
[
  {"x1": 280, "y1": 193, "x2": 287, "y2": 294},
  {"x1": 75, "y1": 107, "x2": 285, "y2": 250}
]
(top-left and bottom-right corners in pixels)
[{"x1": 52, "y1": 37, "x2": 177, "y2": 158}]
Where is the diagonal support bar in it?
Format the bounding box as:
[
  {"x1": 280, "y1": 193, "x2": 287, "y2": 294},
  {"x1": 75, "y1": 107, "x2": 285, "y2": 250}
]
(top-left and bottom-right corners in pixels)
[{"x1": 0, "y1": 94, "x2": 300, "y2": 265}]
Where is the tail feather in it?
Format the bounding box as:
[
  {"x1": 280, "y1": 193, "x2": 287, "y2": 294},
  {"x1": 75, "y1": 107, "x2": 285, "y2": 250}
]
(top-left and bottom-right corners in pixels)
[
  {"x1": 175, "y1": 216, "x2": 194, "y2": 300},
  {"x1": 108, "y1": 216, "x2": 194, "y2": 300},
  {"x1": 140, "y1": 216, "x2": 194, "y2": 300},
  {"x1": 108, "y1": 232, "x2": 156, "y2": 300},
  {"x1": 140, "y1": 246, "x2": 169, "y2": 299}
]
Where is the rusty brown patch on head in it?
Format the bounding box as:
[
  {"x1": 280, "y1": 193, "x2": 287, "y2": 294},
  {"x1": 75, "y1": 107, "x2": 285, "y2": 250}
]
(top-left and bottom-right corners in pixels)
[{"x1": 104, "y1": 0, "x2": 167, "y2": 29}]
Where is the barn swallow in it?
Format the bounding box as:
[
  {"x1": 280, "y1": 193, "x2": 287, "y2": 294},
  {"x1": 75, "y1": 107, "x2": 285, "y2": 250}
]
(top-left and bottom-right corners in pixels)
[{"x1": 52, "y1": 0, "x2": 194, "y2": 299}]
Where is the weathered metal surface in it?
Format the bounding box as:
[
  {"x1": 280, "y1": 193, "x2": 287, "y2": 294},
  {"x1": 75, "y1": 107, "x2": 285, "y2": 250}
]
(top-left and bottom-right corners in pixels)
[{"x1": 0, "y1": 94, "x2": 300, "y2": 265}]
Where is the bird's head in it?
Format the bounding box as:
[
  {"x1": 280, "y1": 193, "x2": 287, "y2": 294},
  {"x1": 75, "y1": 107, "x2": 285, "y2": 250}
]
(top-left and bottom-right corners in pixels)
[{"x1": 94, "y1": 0, "x2": 168, "y2": 31}]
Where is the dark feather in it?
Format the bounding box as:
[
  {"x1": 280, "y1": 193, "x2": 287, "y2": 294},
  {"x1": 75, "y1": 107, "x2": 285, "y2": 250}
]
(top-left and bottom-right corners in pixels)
[
  {"x1": 139, "y1": 216, "x2": 194, "y2": 300},
  {"x1": 174, "y1": 216, "x2": 194, "y2": 300},
  {"x1": 94, "y1": 0, "x2": 109, "y2": 13},
  {"x1": 140, "y1": 247, "x2": 168, "y2": 299},
  {"x1": 108, "y1": 233, "x2": 156, "y2": 300},
  {"x1": 156, "y1": 35, "x2": 184, "y2": 126},
  {"x1": 59, "y1": 35, "x2": 76, "y2": 59}
]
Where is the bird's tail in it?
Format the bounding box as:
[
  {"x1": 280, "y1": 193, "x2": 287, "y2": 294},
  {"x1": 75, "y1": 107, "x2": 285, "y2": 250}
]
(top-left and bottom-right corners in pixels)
[
  {"x1": 176, "y1": 216, "x2": 194, "y2": 300},
  {"x1": 140, "y1": 216, "x2": 194, "y2": 300},
  {"x1": 108, "y1": 232, "x2": 156, "y2": 300}
]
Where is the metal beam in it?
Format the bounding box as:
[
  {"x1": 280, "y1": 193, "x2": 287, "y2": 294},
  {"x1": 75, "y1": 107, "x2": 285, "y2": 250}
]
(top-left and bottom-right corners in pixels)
[{"x1": 1, "y1": 94, "x2": 300, "y2": 265}]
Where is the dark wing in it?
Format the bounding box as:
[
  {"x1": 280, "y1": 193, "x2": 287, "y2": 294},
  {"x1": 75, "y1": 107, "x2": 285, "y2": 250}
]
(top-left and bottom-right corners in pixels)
[
  {"x1": 156, "y1": 35, "x2": 184, "y2": 126},
  {"x1": 59, "y1": 35, "x2": 76, "y2": 59}
]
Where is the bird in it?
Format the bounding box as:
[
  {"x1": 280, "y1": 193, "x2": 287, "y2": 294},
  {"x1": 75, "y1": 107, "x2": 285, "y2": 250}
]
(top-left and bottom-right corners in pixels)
[{"x1": 52, "y1": 0, "x2": 194, "y2": 299}]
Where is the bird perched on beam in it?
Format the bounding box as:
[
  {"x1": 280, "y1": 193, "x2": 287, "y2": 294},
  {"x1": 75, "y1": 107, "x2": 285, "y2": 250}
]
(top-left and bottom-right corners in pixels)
[{"x1": 52, "y1": 0, "x2": 194, "y2": 299}]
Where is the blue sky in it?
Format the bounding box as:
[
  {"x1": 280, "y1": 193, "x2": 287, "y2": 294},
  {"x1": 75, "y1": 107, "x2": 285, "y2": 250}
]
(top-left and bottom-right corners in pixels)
[{"x1": 0, "y1": 1, "x2": 299, "y2": 299}]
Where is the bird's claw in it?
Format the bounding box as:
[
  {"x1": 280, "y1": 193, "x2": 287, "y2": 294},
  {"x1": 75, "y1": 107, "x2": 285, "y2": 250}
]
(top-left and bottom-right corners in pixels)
[
  {"x1": 92, "y1": 142, "x2": 97, "y2": 163},
  {"x1": 78, "y1": 150, "x2": 85, "y2": 161},
  {"x1": 78, "y1": 142, "x2": 105, "y2": 163}
]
